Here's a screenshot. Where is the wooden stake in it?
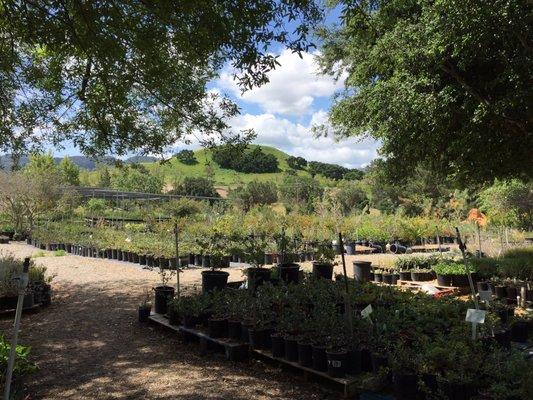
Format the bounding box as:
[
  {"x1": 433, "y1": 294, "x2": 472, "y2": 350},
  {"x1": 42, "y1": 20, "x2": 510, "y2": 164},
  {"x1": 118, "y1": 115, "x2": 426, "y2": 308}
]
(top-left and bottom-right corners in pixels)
[
  {"x1": 174, "y1": 222, "x2": 181, "y2": 299},
  {"x1": 338, "y1": 232, "x2": 354, "y2": 336}
]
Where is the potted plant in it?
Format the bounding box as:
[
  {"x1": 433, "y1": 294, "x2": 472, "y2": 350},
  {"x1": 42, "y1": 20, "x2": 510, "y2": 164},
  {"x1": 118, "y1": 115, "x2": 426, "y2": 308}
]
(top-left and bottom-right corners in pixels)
[
  {"x1": 153, "y1": 265, "x2": 175, "y2": 314},
  {"x1": 353, "y1": 260, "x2": 372, "y2": 282},
  {"x1": 198, "y1": 233, "x2": 230, "y2": 293},
  {"x1": 312, "y1": 241, "x2": 336, "y2": 280},
  {"x1": 241, "y1": 233, "x2": 272, "y2": 292},
  {"x1": 274, "y1": 230, "x2": 302, "y2": 284},
  {"x1": 138, "y1": 289, "x2": 152, "y2": 322},
  {"x1": 28, "y1": 264, "x2": 54, "y2": 306}
]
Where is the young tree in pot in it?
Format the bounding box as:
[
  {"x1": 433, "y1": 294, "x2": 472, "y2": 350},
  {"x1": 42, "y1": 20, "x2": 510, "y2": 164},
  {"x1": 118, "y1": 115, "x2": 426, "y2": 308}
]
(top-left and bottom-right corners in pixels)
[
  {"x1": 138, "y1": 289, "x2": 152, "y2": 323},
  {"x1": 312, "y1": 241, "x2": 336, "y2": 280},
  {"x1": 198, "y1": 233, "x2": 230, "y2": 293},
  {"x1": 28, "y1": 264, "x2": 54, "y2": 306},
  {"x1": 153, "y1": 265, "x2": 176, "y2": 314},
  {"x1": 274, "y1": 229, "x2": 302, "y2": 284},
  {"x1": 242, "y1": 233, "x2": 272, "y2": 292},
  {"x1": 180, "y1": 295, "x2": 203, "y2": 329}
]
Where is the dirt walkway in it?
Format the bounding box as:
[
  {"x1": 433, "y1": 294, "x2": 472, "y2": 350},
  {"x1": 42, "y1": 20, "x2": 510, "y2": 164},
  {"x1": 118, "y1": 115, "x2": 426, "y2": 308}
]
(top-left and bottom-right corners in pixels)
[{"x1": 1, "y1": 242, "x2": 349, "y2": 400}]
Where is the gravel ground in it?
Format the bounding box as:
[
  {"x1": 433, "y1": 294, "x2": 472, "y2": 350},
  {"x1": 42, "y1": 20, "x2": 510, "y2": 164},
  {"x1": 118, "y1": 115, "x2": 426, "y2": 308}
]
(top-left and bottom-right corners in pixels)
[{"x1": 0, "y1": 242, "x2": 438, "y2": 399}]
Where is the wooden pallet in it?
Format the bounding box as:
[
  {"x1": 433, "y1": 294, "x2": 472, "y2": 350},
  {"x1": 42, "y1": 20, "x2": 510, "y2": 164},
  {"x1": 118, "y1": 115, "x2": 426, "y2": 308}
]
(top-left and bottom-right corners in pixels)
[
  {"x1": 148, "y1": 313, "x2": 249, "y2": 361},
  {"x1": 396, "y1": 280, "x2": 467, "y2": 296},
  {"x1": 252, "y1": 348, "x2": 376, "y2": 398}
]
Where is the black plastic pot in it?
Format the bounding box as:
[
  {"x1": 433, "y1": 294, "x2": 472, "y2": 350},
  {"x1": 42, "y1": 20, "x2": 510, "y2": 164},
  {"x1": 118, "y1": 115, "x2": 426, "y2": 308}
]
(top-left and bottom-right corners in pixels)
[
  {"x1": 284, "y1": 337, "x2": 298, "y2": 362},
  {"x1": 183, "y1": 314, "x2": 197, "y2": 328},
  {"x1": 138, "y1": 306, "x2": 151, "y2": 323},
  {"x1": 201, "y1": 270, "x2": 229, "y2": 293},
  {"x1": 22, "y1": 292, "x2": 34, "y2": 309},
  {"x1": 511, "y1": 320, "x2": 529, "y2": 343},
  {"x1": 248, "y1": 328, "x2": 268, "y2": 350},
  {"x1": 437, "y1": 274, "x2": 453, "y2": 286},
  {"x1": 312, "y1": 262, "x2": 334, "y2": 280},
  {"x1": 506, "y1": 286, "x2": 518, "y2": 302},
  {"x1": 326, "y1": 350, "x2": 347, "y2": 378},
  {"x1": 451, "y1": 274, "x2": 469, "y2": 287},
  {"x1": 312, "y1": 345, "x2": 328, "y2": 372},
  {"x1": 194, "y1": 254, "x2": 202, "y2": 266},
  {"x1": 208, "y1": 318, "x2": 228, "y2": 338},
  {"x1": 278, "y1": 263, "x2": 300, "y2": 284},
  {"x1": 346, "y1": 349, "x2": 362, "y2": 375},
  {"x1": 393, "y1": 372, "x2": 419, "y2": 400},
  {"x1": 361, "y1": 348, "x2": 373, "y2": 372},
  {"x1": 353, "y1": 261, "x2": 372, "y2": 282},
  {"x1": 271, "y1": 333, "x2": 285, "y2": 358},
  {"x1": 240, "y1": 322, "x2": 251, "y2": 343},
  {"x1": 297, "y1": 342, "x2": 313, "y2": 367},
  {"x1": 391, "y1": 273, "x2": 400, "y2": 285},
  {"x1": 201, "y1": 255, "x2": 211, "y2": 268},
  {"x1": 247, "y1": 268, "x2": 272, "y2": 292},
  {"x1": 374, "y1": 273, "x2": 383, "y2": 283},
  {"x1": 494, "y1": 328, "x2": 511, "y2": 348},
  {"x1": 390, "y1": 243, "x2": 407, "y2": 254},
  {"x1": 147, "y1": 255, "x2": 154, "y2": 268},
  {"x1": 476, "y1": 281, "x2": 489, "y2": 292},
  {"x1": 138, "y1": 254, "x2": 146, "y2": 265},
  {"x1": 495, "y1": 285, "x2": 506, "y2": 299},
  {"x1": 153, "y1": 285, "x2": 175, "y2": 314},
  {"x1": 227, "y1": 320, "x2": 242, "y2": 341},
  {"x1": 399, "y1": 271, "x2": 412, "y2": 281},
  {"x1": 345, "y1": 242, "x2": 356, "y2": 255},
  {"x1": 411, "y1": 271, "x2": 433, "y2": 282},
  {"x1": 264, "y1": 253, "x2": 273, "y2": 265},
  {"x1": 371, "y1": 353, "x2": 388, "y2": 373},
  {"x1": 382, "y1": 273, "x2": 393, "y2": 285}
]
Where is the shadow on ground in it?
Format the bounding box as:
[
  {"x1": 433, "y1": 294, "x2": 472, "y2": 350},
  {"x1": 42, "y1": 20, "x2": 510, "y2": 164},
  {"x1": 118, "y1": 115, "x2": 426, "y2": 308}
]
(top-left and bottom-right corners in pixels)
[{"x1": 0, "y1": 280, "x2": 333, "y2": 400}]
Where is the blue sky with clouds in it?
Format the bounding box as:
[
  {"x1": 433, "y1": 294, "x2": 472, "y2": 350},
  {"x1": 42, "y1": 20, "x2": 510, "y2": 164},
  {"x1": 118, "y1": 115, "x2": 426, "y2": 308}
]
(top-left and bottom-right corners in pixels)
[{"x1": 54, "y1": 7, "x2": 380, "y2": 169}]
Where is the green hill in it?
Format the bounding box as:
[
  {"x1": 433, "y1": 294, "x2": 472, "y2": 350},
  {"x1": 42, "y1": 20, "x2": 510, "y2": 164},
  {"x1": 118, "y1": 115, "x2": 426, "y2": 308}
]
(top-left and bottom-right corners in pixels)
[
  {"x1": 79, "y1": 144, "x2": 339, "y2": 190},
  {"x1": 145, "y1": 145, "x2": 310, "y2": 189}
]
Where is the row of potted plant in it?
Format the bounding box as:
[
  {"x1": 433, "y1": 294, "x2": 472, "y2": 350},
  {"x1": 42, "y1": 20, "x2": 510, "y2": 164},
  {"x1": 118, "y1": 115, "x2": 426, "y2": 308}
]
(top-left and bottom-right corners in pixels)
[
  {"x1": 152, "y1": 275, "x2": 532, "y2": 400},
  {"x1": 0, "y1": 254, "x2": 53, "y2": 310}
]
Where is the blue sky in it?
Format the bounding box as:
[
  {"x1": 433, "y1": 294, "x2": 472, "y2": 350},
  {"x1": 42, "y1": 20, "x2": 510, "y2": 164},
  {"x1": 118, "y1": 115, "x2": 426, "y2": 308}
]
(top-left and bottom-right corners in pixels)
[{"x1": 54, "y1": 6, "x2": 380, "y2": 169}]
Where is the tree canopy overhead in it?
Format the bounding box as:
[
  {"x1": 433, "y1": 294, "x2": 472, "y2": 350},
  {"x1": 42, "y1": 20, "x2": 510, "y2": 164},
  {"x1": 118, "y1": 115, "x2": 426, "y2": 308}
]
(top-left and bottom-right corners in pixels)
[
  {"x1": 319, "y1": 0, "x2": 532, "y2": 185},
  {"x1": 0, "y1": 0, "x2": 322, "y2": 156}
]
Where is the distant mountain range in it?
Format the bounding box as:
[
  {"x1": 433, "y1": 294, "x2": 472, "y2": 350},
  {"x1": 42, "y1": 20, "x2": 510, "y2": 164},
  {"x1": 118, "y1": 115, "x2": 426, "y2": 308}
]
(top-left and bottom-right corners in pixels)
[{"x1": 0, "y1": 154, "x2": 159, "y2": 171}]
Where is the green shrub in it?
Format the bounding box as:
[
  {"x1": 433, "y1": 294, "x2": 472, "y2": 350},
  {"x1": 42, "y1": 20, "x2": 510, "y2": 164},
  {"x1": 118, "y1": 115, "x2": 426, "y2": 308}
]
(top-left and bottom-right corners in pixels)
[
  {"x1": 0, "y1": 335, "x2": 38, "y2": 377},
  {"x1": 432, "y1": 261, "x2": 469, "y2": 276}
]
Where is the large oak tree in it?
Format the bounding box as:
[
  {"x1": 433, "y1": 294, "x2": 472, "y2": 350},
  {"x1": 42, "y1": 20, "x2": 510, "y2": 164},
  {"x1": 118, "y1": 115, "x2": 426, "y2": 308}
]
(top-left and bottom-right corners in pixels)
[{"x1": 319, "y1": 0, "x2": 532, "y2": 185}]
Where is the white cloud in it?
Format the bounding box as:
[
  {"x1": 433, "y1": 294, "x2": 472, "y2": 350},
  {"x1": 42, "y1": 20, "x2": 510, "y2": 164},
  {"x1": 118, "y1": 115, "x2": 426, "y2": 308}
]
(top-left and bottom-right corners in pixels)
[
  {"x1": 227, "y1": 111, "x2": 379, "y2": 169},
  {"x1": 217, "y1": 49, "x2": 344, "y2": 116}
]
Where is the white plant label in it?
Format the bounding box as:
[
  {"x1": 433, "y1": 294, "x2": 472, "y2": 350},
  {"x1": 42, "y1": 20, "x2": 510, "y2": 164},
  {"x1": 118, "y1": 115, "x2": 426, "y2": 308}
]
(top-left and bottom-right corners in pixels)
[
  {"x1": 361, "y1": 304, "x2": 373, "y2": 319},
  {"x1": 479, "y1": 290, "x2": 492, "y2": 302},
  {"x1": 465, "y1": 309, "x2": 486, "y2": 324}
]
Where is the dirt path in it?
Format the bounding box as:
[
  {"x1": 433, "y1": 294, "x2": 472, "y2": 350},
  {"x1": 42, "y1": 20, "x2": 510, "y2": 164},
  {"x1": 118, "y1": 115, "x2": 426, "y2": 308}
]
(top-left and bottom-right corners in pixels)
[
  {"x1": 1, "y1": 242, "x2": 447, "y2": 399},
  {"x1": 1, "y1": 242, "x2": 345, "y2": 400}
]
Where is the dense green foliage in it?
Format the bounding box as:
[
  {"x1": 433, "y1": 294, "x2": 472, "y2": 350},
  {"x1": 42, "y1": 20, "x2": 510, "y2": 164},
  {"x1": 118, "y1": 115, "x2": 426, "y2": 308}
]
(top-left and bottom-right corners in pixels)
[
  {"x1": 112, "y1": 165, "x2": 163, "y2": 194},
  {"x1": 286, "y1": 156, "x2": 307, "y2": 170},
  {"x1": 230, "y1": 181, "x2": 278, "y2": 211},
  {"x1": 171, "y1": 177, "x2": 219, "y2": 199},
  {"x1": 319, "y1": 0, "x2": 532, "y2": 184},
  {"x1": 278, "y1": 174, "x2": 323, "y2": 212},
  {"x1": 175, "y1": 150, "x2": 198, "y2": 165},
  {"x1": 212, "y1": 145, "x2": 279, "y2": 173},
  {"x1": 308, "y1": 161, "x2": 361, "y2": 181},
  {"x1": 0, "y1": 1, "x2": 322, "y2": 156},
  {"x1": 478, "y1": 179, "x2": 532, "y2": 230}
]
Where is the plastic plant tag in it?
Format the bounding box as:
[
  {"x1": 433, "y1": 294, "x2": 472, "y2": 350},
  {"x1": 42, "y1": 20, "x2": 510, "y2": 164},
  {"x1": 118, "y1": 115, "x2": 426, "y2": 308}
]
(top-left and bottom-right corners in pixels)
[
  {"x1": 465, "y1": 309, "x2": 486, "y2": 324},
  {"x1": 361, "y1": 304, "x2": 373, "y2": 318},
  {"x1": 479, "y1": 290, "x2": 492, "y2": 302}
]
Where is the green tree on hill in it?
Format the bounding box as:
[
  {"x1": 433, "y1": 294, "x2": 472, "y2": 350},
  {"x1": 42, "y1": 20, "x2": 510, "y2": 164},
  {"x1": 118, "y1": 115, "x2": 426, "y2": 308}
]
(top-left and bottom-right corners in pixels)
[
  {"x1": 59, "y1": 157, "x2": 80, "y2": 186},
  {"x1": 287, "y1": 156, "x2": 307, "y2": 170}
]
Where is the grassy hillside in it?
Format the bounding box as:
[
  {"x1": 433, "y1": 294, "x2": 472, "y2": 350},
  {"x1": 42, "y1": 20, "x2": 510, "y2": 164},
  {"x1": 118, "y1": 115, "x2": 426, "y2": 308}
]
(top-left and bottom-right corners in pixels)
[
  {"x1": 81, "y1": 145, "x2": 316, "y2": 189},
  {"x1": 145, "y1": 145, "x2": 313, "y2": 189}
]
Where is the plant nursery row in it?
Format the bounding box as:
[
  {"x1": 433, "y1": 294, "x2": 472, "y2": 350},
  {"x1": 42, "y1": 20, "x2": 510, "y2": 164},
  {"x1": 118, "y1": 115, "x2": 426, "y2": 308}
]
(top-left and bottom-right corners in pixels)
[{"x1": 147, "y1": 270, "x2": 532, "y2": 400}]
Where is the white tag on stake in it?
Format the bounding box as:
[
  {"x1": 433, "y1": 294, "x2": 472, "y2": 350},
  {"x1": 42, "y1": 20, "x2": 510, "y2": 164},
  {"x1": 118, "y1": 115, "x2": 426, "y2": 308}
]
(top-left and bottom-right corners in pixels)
[
  {"x1": 361, "y1": 304, "x2": 373, "y2": 319},
  {"x1": 465, "y1": 309, "x2": 486, "y2": 324}
]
